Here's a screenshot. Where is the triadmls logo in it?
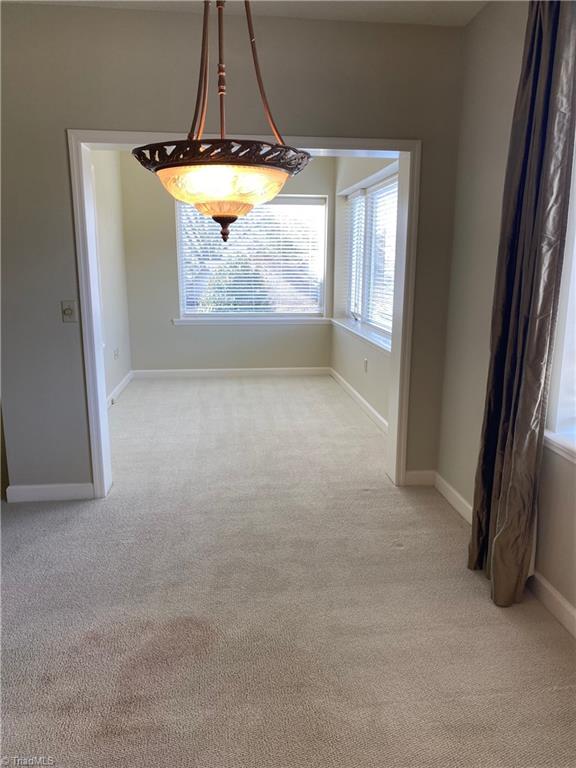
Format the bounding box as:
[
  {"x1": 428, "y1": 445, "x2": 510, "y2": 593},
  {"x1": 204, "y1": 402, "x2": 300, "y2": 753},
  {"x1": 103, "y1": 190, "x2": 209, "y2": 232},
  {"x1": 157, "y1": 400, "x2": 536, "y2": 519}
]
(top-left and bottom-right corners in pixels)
[{"x1": 1, "y1": 758, "x2": 55, "y2": 766}]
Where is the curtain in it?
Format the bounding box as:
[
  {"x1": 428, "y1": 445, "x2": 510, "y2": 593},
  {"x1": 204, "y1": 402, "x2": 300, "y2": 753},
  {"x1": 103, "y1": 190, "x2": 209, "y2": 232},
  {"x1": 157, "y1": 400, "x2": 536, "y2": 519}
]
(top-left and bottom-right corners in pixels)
[{"x1": 468, "y1": 1, "x2": 576, "y2": 606}]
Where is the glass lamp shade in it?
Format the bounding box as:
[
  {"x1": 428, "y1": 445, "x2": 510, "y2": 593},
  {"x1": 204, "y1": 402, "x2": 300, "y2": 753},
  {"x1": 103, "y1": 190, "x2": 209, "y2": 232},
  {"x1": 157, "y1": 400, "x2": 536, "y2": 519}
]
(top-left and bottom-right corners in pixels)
[{"x1": 156, "y1": 163, "x2": 289, "y2": 218}]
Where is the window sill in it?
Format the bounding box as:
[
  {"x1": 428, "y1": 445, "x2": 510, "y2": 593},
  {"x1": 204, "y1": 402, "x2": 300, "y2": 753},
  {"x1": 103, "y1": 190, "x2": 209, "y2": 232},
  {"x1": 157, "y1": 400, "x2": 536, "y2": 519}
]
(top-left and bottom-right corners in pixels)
[
  {"x1": 331, "y1": 318, "x2": 391, "y2": 352},
  {"x1": 172, "y1": 316, "x2": 330, "y2": 326},
  {"x1": 544, "y1": 430, "x2": 576, "y2": 464}
]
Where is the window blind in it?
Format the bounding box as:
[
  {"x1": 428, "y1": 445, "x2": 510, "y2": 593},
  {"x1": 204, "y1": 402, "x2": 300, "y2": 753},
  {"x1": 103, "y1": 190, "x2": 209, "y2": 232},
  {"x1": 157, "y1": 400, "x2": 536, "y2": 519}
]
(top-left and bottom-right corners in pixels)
[
  {"x1": 365, "y1": 178, "x2": 398, "y2": 333},
  {"x1": 346, "y1": 174, "x2": 398, "y2": 338},
  {"x1": 348, "y1": 191, "x2": 366, "y2": 318},
  {"x1": 176, "y1": 197, "x2": 326, "y2": 316}
]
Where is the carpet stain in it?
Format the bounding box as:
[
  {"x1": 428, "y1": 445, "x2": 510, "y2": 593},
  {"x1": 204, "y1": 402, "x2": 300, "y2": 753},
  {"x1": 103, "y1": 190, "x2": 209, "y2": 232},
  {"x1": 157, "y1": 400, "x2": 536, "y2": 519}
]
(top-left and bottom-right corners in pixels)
[
  {"x1": 95, "y1": 616, "x2": 221, "y2": 739},
  {"x1": 44, "y1": 613, "x2": 356, "y2": 758}
]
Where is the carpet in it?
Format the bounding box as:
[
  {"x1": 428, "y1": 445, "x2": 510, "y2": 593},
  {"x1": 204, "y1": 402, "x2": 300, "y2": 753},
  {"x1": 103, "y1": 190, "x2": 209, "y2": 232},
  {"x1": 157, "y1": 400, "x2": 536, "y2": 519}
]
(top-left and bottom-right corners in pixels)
[{"x1": 2, "y1": 375, "x2": 575, "y2": 767}]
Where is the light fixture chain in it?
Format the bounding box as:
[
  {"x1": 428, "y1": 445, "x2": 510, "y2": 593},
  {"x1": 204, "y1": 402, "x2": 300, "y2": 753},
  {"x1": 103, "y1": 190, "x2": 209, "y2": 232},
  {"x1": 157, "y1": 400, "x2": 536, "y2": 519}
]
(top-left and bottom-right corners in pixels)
[
  {"x1": 217, "y1": 0, "x2": 226, "y2": 139},
  {"x1": 244, "y1": 0, "x2": 284, "y2": 145}
]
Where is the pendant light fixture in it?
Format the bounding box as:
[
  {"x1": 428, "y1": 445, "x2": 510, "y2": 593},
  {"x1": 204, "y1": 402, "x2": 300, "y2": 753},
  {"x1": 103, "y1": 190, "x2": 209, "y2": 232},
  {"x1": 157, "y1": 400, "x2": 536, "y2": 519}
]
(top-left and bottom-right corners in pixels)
[{"x1": 133, "y1": 0, "x2": 310, "y2": 241}]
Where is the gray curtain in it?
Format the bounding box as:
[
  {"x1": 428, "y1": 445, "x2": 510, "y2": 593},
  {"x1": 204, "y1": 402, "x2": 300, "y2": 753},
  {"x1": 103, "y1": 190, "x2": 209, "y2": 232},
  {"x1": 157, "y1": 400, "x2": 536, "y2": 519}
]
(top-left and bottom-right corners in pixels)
[{"x1": 468, "y1": 1, "x2": 576, "y2": 606}]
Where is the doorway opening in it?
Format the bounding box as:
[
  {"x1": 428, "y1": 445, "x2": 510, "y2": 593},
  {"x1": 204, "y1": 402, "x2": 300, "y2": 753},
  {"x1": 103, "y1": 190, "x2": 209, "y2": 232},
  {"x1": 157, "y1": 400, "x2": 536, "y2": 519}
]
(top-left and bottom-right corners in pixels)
[{"x1": 68, "y1": 131, "x2": 421, "y2": 497}]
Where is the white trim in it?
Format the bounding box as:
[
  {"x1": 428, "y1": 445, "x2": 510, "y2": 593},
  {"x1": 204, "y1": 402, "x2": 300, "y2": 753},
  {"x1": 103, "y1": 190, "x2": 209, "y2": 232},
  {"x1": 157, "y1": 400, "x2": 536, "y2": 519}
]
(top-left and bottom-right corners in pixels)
[
  {"x1": 329, "y1": 369, "x2": 388, "y2": 433},
  {"x1": 544, "y1": 430, "x2": 576, "y2": 464},
  {"x1": 67, "y1": 133, "x2": 112, "y2": 499},
  {"x1": 386, "y1": 151, "x2": 420, "y2": 486},
  {"x1": 403, "y1": 470, "x2": 436, "y2": 486},
  {"x1": 331, "y1": 318, "x2": 391, "y2": 352},
  {"x1": 107, "y1": 371, "x2": 134, "y2": 407},
  {"x1": 6, "y1": 483, "x2": 95, "y2": 503},
  {"x1": 133, "y1": 367, "x2": 331, "y2": 378},
  {"x1": 173, "y1": 316, "x2": 330, "y2": 326},
  {"x1": 434, "y1": 473, "x2": 473, "y2": 524},
  {"x1": 530, "y1": 572, "x2": 576, "y2": 638}
]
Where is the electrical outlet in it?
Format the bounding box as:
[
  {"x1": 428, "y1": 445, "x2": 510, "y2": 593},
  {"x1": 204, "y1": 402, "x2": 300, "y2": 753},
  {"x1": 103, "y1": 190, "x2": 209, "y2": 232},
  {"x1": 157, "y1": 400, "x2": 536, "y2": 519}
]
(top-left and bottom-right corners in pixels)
[
  {"x1": 364, "y1": 358, "x2": 368, "y2": 373},
  {"x1": 61, "y1": 300, "x2": 78, "y2": 323},
  {"x1": 113, "y1": 348, "x2": 120, "y2": 360}
]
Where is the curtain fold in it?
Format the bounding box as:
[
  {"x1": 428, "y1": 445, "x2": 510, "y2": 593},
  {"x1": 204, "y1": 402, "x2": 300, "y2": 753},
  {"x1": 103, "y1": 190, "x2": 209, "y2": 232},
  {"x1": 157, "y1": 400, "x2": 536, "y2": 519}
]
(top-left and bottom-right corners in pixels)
[{"x1": 468, "y1": 1, "x2": 576, "y2": 606}]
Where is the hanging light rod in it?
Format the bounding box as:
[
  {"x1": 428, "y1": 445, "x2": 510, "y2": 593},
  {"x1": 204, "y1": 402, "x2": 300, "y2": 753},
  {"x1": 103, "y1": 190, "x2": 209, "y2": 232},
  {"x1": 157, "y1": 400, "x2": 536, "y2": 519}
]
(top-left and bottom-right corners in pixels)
[{"x1": 133, "y1": 0, "x2": 310, "y2": 241}]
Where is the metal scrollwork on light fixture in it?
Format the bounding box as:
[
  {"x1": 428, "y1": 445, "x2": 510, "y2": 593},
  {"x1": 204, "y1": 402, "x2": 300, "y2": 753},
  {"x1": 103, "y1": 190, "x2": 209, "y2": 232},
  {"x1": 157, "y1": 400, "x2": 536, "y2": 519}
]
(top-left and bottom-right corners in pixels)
[{"x1": 133, "y1": 0, "x2": 310, "y2": 241}]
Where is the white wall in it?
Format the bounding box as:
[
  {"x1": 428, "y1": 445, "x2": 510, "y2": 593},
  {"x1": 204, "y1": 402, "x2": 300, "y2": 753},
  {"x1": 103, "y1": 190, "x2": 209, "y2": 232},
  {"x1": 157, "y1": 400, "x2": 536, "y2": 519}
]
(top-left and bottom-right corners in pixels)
[
  {"x1": 2, "y1": 3, "x2": 462, "y2": 485},
  {"x1": 92, "y1": 151, "x2": 132, "y2": 396},
  {"x1": 437, "y1": 0, "x2": 576, "y2": 609},
  {"x1": 119, "y1": 153, "x2": 335, "y2": 370}
]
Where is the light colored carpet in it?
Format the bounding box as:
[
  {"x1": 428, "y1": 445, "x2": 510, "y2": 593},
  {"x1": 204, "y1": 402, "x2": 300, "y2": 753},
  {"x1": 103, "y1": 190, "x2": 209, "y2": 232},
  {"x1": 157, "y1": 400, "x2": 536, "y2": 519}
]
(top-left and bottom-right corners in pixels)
[{"x1": 2, "y1": 375, "x2": 575, "y2": 768}]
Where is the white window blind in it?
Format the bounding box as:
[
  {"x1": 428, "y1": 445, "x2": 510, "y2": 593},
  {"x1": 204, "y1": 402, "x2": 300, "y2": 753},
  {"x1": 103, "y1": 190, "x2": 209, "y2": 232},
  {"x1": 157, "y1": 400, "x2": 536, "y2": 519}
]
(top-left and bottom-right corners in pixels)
[
  {"x1": 176, "y1": 197, "x2": 326, "y2": 316},
  {"x1": 346, "y1": 174, "x2": 398, "y2": 340},
  {"x1": 348, "y1": 191, "x2": 365, "y2": 318}
]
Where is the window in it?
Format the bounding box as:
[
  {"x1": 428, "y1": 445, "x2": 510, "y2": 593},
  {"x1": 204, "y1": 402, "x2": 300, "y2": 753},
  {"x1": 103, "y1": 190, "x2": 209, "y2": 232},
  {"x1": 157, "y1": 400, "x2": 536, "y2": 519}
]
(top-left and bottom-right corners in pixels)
[
  {"x1": 347, "y1": 174, "x2": 398, "y2": 343},
  {"x1": 547, "y1": 149, "x2": 576, "y2": 457},
  {"x1": 176, "y1": 196, "x2": 326, "y2": 318}
]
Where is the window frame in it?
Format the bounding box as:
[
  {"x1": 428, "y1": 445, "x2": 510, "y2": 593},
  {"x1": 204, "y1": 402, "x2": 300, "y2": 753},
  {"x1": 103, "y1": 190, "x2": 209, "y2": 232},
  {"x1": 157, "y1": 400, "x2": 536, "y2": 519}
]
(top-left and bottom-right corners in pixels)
[
  {"x1": 545, "y1": 143, "x2": 576, "y2": 463},
  {"x1": 344, "y1": 168, "x2": 399, "y2": 351},
  {"x1": 175, "y1": 193, "x2": 329, "y2": 323}
]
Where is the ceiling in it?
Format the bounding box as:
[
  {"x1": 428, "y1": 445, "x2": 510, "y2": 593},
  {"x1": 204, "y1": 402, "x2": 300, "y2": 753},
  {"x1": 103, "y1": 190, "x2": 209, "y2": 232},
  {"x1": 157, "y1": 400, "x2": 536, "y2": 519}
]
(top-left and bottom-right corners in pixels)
[{"x1": 22, "y1": 1, "x2": 488, "y2": 27}]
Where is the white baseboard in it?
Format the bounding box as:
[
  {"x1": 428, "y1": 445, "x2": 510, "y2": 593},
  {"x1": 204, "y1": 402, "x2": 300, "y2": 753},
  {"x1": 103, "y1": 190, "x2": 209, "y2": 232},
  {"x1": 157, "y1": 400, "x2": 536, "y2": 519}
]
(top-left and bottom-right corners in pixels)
[
  {"x1": 107, "y1": 370, "x2": 134, "y2": 407},
  {"x1": 6, "y1": 483, "x2": 95, "y2": 503},
  {"x1": 132, "y1": 367, "x2": 331, "y2": 378},
  {"x1": 530, "y1": 572, "x2": 576, "y2": 638},
  {"x1": 434, "y1": 473, "x2": 473, "y2": 524},
  {"x1": 328, "y1": 368, "x2": 388, "y2": 433},
  {"x1": 404, "y1": 470, "x2": 436, "y2": 485}
]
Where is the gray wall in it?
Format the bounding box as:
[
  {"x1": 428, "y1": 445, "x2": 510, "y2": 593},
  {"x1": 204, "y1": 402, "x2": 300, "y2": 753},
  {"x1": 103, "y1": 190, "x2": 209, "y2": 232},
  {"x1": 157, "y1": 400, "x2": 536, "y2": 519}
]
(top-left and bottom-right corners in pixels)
[
  {"x1": 119, "y1": 152, "x2": 334, "y2": 370},
  {"x1": 92, "y1": 151, "x2": 132, "y2": 396},
  {"x1": 2, "y1": 3, "x2": 462, "y2": 485},
  {"x1": 437, "y1": 1, "x2": 576, "y2": 608}
]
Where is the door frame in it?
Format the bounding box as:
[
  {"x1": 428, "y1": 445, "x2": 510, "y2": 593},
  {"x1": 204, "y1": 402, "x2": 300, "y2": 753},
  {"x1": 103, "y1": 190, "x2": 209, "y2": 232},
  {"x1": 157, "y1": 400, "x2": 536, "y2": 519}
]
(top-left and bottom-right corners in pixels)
[{"x1": 68, "y1": 130, "x2": 421, "y2": 496}]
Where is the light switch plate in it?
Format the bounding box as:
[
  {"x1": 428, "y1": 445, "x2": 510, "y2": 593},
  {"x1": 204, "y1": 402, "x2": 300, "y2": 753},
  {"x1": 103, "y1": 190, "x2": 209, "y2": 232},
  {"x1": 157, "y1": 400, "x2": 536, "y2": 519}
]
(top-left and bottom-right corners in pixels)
[{"x1": 61, "y1": 300, "x2": 78, "y2": 323}]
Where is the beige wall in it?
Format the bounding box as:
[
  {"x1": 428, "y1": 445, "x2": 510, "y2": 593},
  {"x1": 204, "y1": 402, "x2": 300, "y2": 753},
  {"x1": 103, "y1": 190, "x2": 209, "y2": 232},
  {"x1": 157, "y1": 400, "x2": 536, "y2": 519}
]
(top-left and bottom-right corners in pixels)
[
  {"x1": 119, "y1": 152, "x2": 334, "y2": 370},
  {"x1": 331, "y1": 327, "x2": 390, "y2": 420},
  {"x1": 2, "y1": 3, "x2": 462, "y2": 485},
  {"x1": 537, "y1": 449, "x2": 576, "y2": 607},
  {"x1": 92, "y1": 151, "x2": 132, "y2": 396},
  {"x1": 437, "y1": 0, "x2": 576, "y2": 608},
  {"x1": 335, "y1": 157, "x2": 396, "y2": 196},
  {"x1": 438, "y1": 1, "x2": 526, "y2": 500}
]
